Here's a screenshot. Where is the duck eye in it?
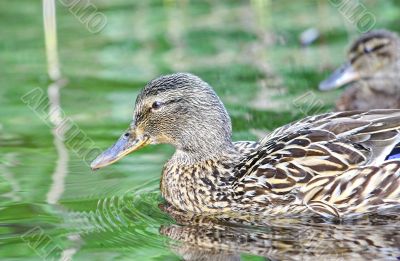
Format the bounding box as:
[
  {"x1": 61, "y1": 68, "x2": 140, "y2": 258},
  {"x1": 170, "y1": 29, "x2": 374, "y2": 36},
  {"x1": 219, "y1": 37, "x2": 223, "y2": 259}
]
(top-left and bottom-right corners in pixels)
[
  {"x1": 151, "y1": 101, "x2": 162, "y2": 110},
  {"x1": 364, "y1": 46, "x2": 372, "y2": 54}
]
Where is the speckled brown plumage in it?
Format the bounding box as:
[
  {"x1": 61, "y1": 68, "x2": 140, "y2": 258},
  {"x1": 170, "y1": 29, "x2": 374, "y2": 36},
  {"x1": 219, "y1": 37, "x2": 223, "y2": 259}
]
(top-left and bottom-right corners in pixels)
[
  {"x1": 92, "y1": 73, "x2": 400, "y2": 219},
  {"x1": 160, "y1": 141, "x2": 259, "y2": 213}
]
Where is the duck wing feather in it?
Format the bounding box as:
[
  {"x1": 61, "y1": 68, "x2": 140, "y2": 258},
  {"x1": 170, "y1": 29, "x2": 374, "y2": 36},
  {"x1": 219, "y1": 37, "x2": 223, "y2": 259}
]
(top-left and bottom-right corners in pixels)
[{"x1": 233, "y1": 110, "x2": 400, "y2": 203}]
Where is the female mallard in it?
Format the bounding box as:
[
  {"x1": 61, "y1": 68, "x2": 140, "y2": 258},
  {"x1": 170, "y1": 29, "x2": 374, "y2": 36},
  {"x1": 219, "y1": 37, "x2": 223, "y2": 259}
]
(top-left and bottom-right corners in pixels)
[
  {"x1": 319, "y1": 29, "x2": 400, "y2": 111},
  {"x1": 91, "y1": 73, "x2": 400, "y2": 219}
]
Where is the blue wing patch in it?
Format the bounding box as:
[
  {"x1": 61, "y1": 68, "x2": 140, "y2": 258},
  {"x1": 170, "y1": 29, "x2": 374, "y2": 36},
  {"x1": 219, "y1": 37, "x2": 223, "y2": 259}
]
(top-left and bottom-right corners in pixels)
[{"x1": 386, "y1": 147, "x2": 400, "y2": 160}]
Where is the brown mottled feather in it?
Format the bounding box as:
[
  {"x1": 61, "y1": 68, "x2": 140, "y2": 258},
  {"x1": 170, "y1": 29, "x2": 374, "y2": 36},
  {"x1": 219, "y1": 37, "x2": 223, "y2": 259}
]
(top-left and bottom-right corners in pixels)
[
  {"x1": 232, "y1": 110, "x2": 400, "y2": 217},
  {"x1": 299, "y1": 161, "x2": 400, "y2": 218}
]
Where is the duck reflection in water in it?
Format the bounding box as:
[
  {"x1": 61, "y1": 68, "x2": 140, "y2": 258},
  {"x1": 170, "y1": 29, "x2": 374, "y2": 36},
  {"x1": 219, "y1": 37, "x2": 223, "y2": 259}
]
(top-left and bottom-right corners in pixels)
[{"x1": 160, "y1": 204, "x2": 400, "y2": 261}]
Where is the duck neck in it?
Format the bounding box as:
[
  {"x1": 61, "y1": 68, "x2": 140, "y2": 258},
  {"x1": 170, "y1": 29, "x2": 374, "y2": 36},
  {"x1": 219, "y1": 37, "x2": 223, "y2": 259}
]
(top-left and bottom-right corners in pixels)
[
  {"x1": 161, "y1": 143, "x2": 241, "y2": 213},
  {"x1": 173, "y1": 139, "x2": 237, "y2": 165}
]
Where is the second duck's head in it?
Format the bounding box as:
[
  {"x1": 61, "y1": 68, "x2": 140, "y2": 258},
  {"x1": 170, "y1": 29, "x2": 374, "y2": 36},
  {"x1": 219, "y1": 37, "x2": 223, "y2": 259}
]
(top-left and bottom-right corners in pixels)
[
  {"x1": 91, "y1": 73, "x2": 233, "y2": 169},
  {"x1": 319, "y1": 29, "x2": 400, "y2": 91}
]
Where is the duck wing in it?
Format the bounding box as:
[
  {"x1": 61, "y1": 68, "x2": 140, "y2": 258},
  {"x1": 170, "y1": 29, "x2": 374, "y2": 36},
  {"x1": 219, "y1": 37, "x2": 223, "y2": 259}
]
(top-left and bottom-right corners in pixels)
[
  {"x1": 298, "y1": 160, "x2": 400, "y2": 218},
  {"x1": 234, "y1": 110, "x2": 400, "y2": 203}
]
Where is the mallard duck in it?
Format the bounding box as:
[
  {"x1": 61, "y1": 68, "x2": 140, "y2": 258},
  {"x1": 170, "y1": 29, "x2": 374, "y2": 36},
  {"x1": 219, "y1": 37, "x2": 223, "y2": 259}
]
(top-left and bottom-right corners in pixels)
[
  {"x1": 91, "y1": 73, "x2": 400, "y2": 219},
  {"x1": 319, "y1": 29, "x2": 400, "y2": 111}
]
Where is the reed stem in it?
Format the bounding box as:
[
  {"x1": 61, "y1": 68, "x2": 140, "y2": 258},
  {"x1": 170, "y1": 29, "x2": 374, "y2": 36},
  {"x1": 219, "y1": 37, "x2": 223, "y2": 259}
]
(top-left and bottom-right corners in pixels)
[{"x1": 42, "y1": 0, "x2": 61, "y2": 81}]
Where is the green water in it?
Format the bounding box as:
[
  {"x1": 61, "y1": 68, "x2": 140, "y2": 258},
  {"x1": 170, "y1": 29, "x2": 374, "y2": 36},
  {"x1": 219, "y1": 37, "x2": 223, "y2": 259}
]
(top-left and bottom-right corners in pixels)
[{"x1": 1, "y1": 0, "x2": 400, "y2": 260}]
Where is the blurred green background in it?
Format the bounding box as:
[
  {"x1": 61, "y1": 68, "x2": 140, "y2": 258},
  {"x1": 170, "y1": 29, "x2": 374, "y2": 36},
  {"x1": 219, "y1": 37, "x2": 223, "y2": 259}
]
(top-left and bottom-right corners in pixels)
[{"x1": 1, "y1": 0, "x2": 400, "y2": 260}]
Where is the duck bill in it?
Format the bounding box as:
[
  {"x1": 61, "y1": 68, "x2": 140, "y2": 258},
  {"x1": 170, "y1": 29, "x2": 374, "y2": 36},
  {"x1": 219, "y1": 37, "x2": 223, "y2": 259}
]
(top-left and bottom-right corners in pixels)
[
  {"x1": 319, "y1": 62, "x2": 360, "y2": 91},
  {"x1": 90, "y1": 130, "x2": 150, "y2": 170}
]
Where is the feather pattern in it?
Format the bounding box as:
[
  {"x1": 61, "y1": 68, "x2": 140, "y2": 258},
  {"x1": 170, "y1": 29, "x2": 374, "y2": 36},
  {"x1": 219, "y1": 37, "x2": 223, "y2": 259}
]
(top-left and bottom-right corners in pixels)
[{"x1": 231, "y1": 110, "x2": 400, "y2": 217}]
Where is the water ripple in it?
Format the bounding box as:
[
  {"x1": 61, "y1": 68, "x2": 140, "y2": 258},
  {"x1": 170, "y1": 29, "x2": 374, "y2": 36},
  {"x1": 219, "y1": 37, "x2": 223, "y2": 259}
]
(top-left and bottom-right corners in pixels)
[{"x1": 59, "y1": 177, "x2": 171, "y2": 247}]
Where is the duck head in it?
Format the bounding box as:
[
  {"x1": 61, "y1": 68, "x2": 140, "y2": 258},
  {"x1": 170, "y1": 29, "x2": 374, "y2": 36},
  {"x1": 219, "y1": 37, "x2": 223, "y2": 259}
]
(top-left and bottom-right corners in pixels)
[
  {"x1": 319, "y1": 29, "x2": 400, "y2": 91},
  {"x1": 91, "y1": 73, "x2": 233, "y2": 170}
]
